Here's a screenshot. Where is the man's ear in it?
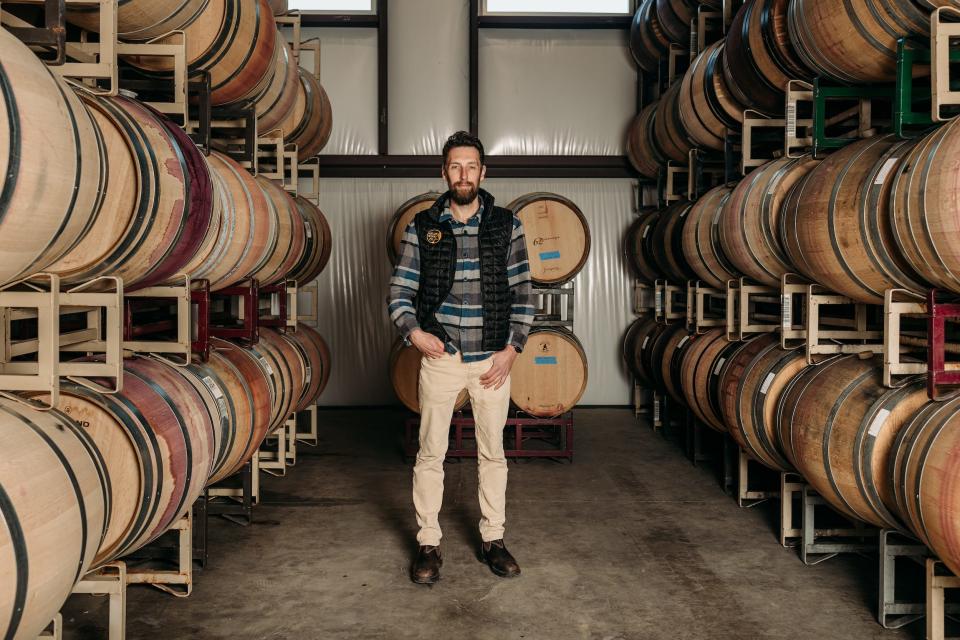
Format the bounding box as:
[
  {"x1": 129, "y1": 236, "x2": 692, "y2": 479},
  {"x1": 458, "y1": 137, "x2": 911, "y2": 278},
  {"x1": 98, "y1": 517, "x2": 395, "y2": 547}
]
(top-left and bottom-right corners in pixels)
[{"x1": 479, "y1": 165, "x2": 487, "y2": 183}]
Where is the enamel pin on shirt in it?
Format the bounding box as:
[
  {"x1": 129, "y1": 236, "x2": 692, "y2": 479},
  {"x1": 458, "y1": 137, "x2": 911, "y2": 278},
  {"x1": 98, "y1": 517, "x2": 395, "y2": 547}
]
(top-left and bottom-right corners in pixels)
[{"x1": 425, "y1": 229, "x2": 443, "y2": 245}]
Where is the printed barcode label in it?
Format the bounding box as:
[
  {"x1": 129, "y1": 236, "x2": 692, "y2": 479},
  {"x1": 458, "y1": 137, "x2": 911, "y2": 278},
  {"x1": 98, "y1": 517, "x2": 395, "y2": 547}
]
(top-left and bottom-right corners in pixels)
[
  {"x1": 257, "y1": 354, "x2": 275, "y2": 376},
  {"x1": 786, "y1": 103, "x2": 797, "y2": 138},
  {"x1": 690, "y1": 26, "x2": 698, "y2": 55},
  {"x1": 653, "y1": 397, "x2": 661, "y2": 423},
  {"x1": 304, "y1": 221, "x2": 312, "y2": 238},
  {"x1": 216, "y1": 397, "x2": 228, "y2": 417},
  {"x1": 874, "y1": 158, "x2": 899, "y2": 185},
  {"x1": 713, "y1": 357, "x2": 726, "y2": 375},
  {"x1": 868, "y1": 409, "x2": 891, "y2": 437},
  {"x1": 304, "y1": 363, "x2": 312, "y2": 385},
  {"x1": 759, "y1": 372, "x2": 776, "y2": 395},
  {"x1": 655, "y1": 290, "x2": 663, "y2": 315},
  {"x1": 202, "y1": 376, "x2": 225, "y2": 399},
  {"x1": 782, "y1": 295, "x2": 792, "y2": 329}
]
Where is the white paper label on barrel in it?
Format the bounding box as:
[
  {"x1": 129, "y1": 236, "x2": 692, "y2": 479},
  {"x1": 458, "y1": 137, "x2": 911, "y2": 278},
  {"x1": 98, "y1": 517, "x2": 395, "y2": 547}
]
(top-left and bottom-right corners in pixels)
[
  {"x1": 786, "y1": 103, "x2": 797, "y2": 138},
  {"x1": 655, "y1": 290, "x2": 663, "y2": 315},
  {"x1": 304, "y1": 221, "x2": 312, "y2": 238},
  {"x1": 678, "y1": 336, "x2": 690, "y2": 348},
  {"x1": 868, "y1": 409, "x2": 891, "y2": 437},
  {"x1": 642, "y1": 226, "x2": 650, "y2": 239},
  {"x1": 257, "y1": 354, "x2": 275, "y2": 376},
  {"x1": 642, "y1": 336, "x2": 651, "y2": 350},
  {"x1": 874, "y1": 158, "x2": 899, "y2": 185},
  {"x1": 653, "y1": 397, "x2": 661, "y2": 423},
  {"x1": 781, "y1": 295, "x2": 791, "y2": 330},
  {"x1": 202, "y1": 376, "x2": 225, "y2": 399},
  {"x1": 713, "y1": 357, "x2": 726, "y2": 375},
  {"x1": 759, "y1": 372, "x2": 776, "y2": 395},
  {"x1": 304, "y1": 363, "x2": 312, "y2": 385}
]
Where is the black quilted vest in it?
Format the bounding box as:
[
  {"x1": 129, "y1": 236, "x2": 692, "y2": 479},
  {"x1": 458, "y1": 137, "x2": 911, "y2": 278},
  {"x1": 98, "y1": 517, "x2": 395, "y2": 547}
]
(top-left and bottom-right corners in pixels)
[{"x1": 414, "y1": 189, "x2": 514, "y2": 352}]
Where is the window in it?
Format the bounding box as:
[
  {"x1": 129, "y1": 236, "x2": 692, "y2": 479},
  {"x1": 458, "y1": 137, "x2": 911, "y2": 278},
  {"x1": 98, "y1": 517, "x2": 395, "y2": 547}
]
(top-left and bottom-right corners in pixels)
[
  {"x1": 483, "y1": 0, "x2": 631, "y2": 14},
  {"x1": 288, "y1": 0, "x2": 375, "y2": 12}
]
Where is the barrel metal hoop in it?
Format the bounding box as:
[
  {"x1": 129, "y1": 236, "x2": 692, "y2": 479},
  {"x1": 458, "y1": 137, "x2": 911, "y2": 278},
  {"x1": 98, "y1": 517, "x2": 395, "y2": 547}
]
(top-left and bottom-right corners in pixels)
[
  {"x1": 61, "y1": 406, "x2": 113, "y2": 548},
  {"x1": 820, "y1": 367, "x2": 877, "y2": 518},
  {"x1": 193, "y1": 0, "x2": 241, "y2": 85},
  {"x1": 750, "y1": 347, "x2": 801, "y2": 470},
  {"x1": 917, "y1": 123, "x2": 960, "y2": 290},
  {"x1": 0, "y1": 404, "x2": 89, "y2": 587},
  {"x1": 0, "y1": 61, "x2": 22, "y2": 231},
  {"x1": 0, "y1": 482, "x2": 28, "y2": 640},
  {"x1": 913, "y1": 400, "x2": 958, "y2": 547}
]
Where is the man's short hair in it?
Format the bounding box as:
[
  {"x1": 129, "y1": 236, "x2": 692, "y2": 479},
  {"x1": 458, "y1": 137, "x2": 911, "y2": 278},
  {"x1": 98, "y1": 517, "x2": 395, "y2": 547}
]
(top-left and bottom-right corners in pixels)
[{"x1": 442, "y1": 131, "x2": 485, "y2": 167}]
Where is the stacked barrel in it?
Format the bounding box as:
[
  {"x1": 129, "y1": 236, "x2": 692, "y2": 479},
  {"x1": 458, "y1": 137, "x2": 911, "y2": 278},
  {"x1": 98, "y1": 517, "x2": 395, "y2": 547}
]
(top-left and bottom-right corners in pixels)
[
  {"x1": 0, "y1": 5, "x2": 334, "y2": 637},
  {"x1": 624, "y1": 0, "x2": 960, "y2": 586},
  {"x1": 386, "y1": 192, "x2": 590, "y2": 418}
]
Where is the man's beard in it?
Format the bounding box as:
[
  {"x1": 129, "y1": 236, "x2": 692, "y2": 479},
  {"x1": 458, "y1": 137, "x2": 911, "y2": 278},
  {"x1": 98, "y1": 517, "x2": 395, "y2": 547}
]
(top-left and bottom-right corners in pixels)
[{"x1": 449, "y1": 182, "x2": 478, "y2": 206}]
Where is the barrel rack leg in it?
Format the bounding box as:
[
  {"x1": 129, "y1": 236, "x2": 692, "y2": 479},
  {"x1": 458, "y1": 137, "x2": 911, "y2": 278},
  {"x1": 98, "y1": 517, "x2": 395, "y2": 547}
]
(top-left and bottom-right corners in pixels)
[
  {"x1": 285, "y1": 415, "x2": 298, "y2": 466},
  {"x1": 927, "y1": 558, "x2": 960, "y2": 640},
  {"x1": 737, "y1": 449, "x2": 777, "y2": 509},
  {"x1": 780, "y1": 472, "x2": 804, "y2": 548},
  {"x1": 800, "y1": 486, "x2": 876, "y2": 566},
  {"x1": 36, "y1": 614, "x2": 62, "y2": 640},
  {"x1": 295, "y1": 404, "x2": 320, "y2": 446},
  {"x1": 259, "y1": 420, "x2": 291, "y2": 477},
  {"x1": 878, "y1": 529, "x2": 930, "y2": 629},
  {"x1": 71, "y1": 562, "x2": 127, "y2": 640},
  {"x1": 126, "y1": 511, "x2": 194, "y2": 598},
  {"x1": 208, "y1": 459, "x2": 257, "y2": 526}
]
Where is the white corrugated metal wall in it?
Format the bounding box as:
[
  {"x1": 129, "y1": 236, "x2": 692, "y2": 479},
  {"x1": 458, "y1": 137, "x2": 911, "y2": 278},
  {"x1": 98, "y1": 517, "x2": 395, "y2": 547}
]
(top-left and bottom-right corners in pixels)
[{"x1": 297, "y1": 0, "x2": 639, "y2": 406}]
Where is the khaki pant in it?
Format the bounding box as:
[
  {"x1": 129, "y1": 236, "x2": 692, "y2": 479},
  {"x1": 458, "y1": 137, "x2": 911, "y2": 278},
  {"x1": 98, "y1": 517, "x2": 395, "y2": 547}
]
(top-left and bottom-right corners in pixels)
[{"x1": 414, "y1": 352, "x2": 510, "y2": 546}]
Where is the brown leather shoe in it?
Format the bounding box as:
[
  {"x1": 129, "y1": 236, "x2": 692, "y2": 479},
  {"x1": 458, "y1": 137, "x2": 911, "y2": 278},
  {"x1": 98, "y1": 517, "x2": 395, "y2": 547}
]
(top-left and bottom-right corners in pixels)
[
  {"x1": 411, "y1": 545, "x2": 442, "y2": 584},
  {"x1": 479, "y1": 539, "x2": 520, "y2": 578}
]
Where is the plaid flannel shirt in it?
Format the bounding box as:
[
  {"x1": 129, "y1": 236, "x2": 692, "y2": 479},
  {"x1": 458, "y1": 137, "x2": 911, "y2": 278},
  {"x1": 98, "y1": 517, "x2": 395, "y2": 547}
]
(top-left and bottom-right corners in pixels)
[{"x1": 387, "y1": 203, "x2": 535, "y2": 362}]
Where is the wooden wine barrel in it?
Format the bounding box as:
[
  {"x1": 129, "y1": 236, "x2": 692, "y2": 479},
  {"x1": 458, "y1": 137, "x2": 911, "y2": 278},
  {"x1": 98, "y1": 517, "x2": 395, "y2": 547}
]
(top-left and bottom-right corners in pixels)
[
  {"x1": 781, "y1": 135, "x2": 927, "y2": 304},
  {"x1": 787, "y1": 0, "x2": 932, "y2": 84},
  {"x1": 508, "y1": 193, "x2": 592, "y2": 285},
  {"x1": 682, "y1": 185, "x2": 738, "y2": 289},
  {"x1": 511, "y1": 329, "x2": 588, "y2": 418},
  {"x1": 0, "y1": 400, "x2": 109, "y2": 640},
  {"x1": 280, "y1": 68, "x2": 333, "y2": 161},
  {"x1": 623, "y1": 316, "x2": 662, "y2": 387},
  {"x1": 651, "y1": 201, "x2": 696, "y2": 284},
  {"x1": 177, "y1": 355, "x2": 238, "y2": 484},
  {"x1": 656, "y1": 0, "x2": 698, "y2": 44},
  {"x1": 654, "y1": 81, "x2": 695, "y2": 164},
  {"x1": 288, "y1": 196, "x2": 333, "y2": 284},
  {"x1": 253, "y1": 176, "x2": 306, "y2": 285},
  {"x1": 891, "y1": 396, "x2": 960, "y2": 574},
  {"x1": 629, "y1": 0, "x2": 670, "y2": 72},
  {"x1": 284, "y1": 323, "x2": 331, "y2": 411},
  {"x1": 191, "y1": 152, "x2": 272, "y2": 290},
  {"x1": 681, "y1": 329, "x2": 744, "y2": 432},
  {"x1": 246, "y1": 328, "x2": 305, "y2": 432},
  {"x1": 67, "y1": 0, "x2": 207, "y2": 41},
  {"x1": 778, "y1": 354, "x2": 928, "y2": 529},
  {"x1": 624, "y1": 208, "x2": 663, "y2": 282},
  {"x1": 891, "y1": 118, "x2": 960, "y2": 294},
  {"x1": 647, "y1": 322, "x2": 687, "y2": 393},
  {"x1": 389, "y1": 339, "x2": 469, "y2": 413},
  {"x1": 49, "y1": 95, "x2": 214, "y2": 290},
  {"x1": 719, "y1": 156, "x2": 817, "y2": 287},
  {"x1": 626, "y1": 101, "x2": 664, "y2": 179},
  {"x1": 210, "y1": 338, "x2": 274, "y2": 477},
  {"x1": 679, "y1": 41, "x2": 746, "y2": 151},
  {"x1": 660, "y1": 328, "x2": 698, "y2": 404},
  {"x1": 123, "y1": 0, "x2": 278, "y2": 106},
  {"x1": 723, "y1": 0, "x2": 812, "y2": 116},
  {"x1": 53, "y1": 357, "x2": 215, "y2": 566},
  {"x1": 202, "y1": 349, "x2": 257, "y2": 485},
  {"x1": 387, "y1": 192, "x2": 443, "y2": 263},
  {"x1": 718, "y1": 333, "x2": 808, "y2": 472},
  {"x1": 255, "y1": 37, "x2": 300, "y2": 136},
  {"x1": 0, "y1": 30, "x2": 106, "y2": 288}
]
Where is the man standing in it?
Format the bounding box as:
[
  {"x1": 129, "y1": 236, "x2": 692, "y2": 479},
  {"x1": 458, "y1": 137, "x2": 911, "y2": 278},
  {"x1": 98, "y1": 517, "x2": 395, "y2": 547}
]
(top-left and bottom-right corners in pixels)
[{"x1": 387, "y1": 131, "x2": 534, "y2": 584}]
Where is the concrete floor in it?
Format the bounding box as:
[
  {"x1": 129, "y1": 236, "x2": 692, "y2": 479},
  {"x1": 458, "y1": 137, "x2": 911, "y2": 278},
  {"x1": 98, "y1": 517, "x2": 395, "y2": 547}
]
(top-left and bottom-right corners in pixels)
[{"x1": 61, "y1": 408, "x2": 923, "y2": 640}]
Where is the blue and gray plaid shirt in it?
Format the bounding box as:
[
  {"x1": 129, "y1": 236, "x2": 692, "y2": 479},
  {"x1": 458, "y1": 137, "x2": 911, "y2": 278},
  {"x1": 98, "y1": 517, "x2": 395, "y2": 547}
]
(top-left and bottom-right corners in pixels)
[{"x1": 387, "y1": 200, "x2": 535, "y2": 362}]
